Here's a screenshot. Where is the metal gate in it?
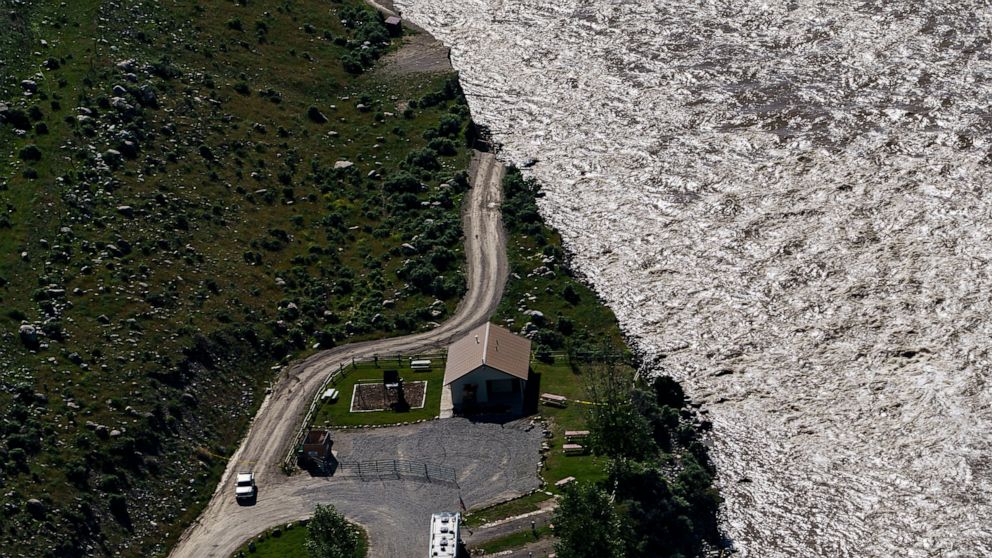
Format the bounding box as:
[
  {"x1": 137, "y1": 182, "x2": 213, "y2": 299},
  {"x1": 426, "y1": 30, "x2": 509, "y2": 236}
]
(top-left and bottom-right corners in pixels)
[{"x1": 336, "y1": 459, "x2": 457, "y2": 484}]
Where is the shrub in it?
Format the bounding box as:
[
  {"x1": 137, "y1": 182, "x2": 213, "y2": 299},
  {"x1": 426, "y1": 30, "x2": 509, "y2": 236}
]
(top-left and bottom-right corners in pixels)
[
  {"x1": 307, "y1": 106, "x2": 328, "y2": 123},
  {"x1": 436, "y1": 114, "x2": 462, "y2": 137},
  {"x1": 405, "y1": 148, "x2": 439, "y2": 171},
  {"x1": 18, "y1": 144, "x2": 42, "y2": 161},
  {"x1": 428, "y1": 137, "x2": 457, "y2": 156}
]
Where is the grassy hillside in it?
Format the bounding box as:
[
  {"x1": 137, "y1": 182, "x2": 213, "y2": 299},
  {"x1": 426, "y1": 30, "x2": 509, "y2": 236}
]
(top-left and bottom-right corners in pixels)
[{"x1": 0, "y1": 1, "x2": 475, "y2": 556}]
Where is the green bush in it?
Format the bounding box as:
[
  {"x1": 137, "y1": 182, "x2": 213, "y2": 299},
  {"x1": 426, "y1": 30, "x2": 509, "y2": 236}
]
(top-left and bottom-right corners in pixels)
[{"x1": 18, "y1": 144, "x2": 42, "y2": 161}]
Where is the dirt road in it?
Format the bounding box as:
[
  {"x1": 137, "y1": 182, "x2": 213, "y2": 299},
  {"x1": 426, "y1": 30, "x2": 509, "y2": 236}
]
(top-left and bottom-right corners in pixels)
[{"x1": 169, "y1": 152, "x2": 509, "y2": 558}]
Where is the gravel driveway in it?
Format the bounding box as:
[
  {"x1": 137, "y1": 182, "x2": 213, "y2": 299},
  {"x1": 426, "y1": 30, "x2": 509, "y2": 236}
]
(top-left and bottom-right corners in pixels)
[{"x1": 303, "y1": 419, "x2": 543, "y2": 557}]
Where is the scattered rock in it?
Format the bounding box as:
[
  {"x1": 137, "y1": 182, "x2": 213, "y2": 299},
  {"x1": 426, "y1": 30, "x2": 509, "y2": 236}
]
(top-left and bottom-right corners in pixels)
[
  {"x1": 21, "y1": 80, "x2": 37, "y2": 93},
  {"x1": 116, "y1": 205, "x2": 134, "y2": 218}
]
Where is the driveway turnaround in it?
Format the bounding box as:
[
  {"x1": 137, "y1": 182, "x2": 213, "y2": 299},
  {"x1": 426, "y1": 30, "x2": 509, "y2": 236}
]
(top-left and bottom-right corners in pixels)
[{"x1": 169, "y1": 152, "x2": 519, "y2": 558}]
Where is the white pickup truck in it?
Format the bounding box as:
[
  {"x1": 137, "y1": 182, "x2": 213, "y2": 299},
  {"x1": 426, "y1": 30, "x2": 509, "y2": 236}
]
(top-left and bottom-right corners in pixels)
[{"x1": 235, "y1": 472, "x2": 256, "y2": 501}]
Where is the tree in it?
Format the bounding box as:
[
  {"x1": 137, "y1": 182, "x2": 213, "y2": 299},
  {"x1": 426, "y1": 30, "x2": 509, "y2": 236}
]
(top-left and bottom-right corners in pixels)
[
  {"x1": 553, "y1": 483, "x2": 625, "y2": 558},
  {"x1": 306, "y1": 504, "x2": 361, "y2": 558},
  {"x1": 586, "y1": 365, "x2": 657, "y2": 461}
]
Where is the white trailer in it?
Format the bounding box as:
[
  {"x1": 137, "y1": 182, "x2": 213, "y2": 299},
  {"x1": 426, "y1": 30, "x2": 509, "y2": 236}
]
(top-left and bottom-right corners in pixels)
[{"x1": 428, "y1": 512, "x2": 460, "y2": 558}]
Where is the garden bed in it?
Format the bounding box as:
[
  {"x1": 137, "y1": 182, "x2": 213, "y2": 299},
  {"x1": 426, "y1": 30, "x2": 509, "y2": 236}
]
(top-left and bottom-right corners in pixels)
[
  {"x1": 312, "y1": 363, "x2": 444, "y2": 427},
  {"x1": 350, "y1": 380, "x2": 428, "y2": 412}
]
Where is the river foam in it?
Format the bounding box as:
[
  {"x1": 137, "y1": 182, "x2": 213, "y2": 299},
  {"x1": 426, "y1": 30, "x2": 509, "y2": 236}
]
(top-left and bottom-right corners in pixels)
[{"x1": 394, "y1": 0, "x2": 992, "y2": 555}]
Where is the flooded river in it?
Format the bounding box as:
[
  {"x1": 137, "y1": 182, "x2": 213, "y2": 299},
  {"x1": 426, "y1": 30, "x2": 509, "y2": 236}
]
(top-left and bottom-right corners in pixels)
[{"x1": 394, "y1": 0, "x2": 992, "y2": 555}]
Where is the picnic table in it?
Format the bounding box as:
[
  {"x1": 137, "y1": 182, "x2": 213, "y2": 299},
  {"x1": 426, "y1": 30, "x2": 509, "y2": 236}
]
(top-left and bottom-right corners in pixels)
[
  {"x1": 563, "y1": 443, "x2": 585, "y2": 455},
  {"x1": 564, "y1": 430, "x2": 589, "y2": 441},
  {"x1": 540, "y1": 393, "x2": 568, "y2": 408}
]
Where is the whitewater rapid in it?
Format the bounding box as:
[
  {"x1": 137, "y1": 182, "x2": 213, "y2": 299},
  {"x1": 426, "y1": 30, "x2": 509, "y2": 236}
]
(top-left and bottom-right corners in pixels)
[{"x1": 393, "y1": 0, "x2": 992, "y2": 555}]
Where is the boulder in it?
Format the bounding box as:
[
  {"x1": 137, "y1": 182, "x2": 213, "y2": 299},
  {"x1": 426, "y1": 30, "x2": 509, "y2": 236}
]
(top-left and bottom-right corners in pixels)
[
  {"x1": 119, "y1": 140, "x2": 138, "y2": 159},
  {"x1": 18, "y1": 324, "x2": 39, "y2": 347},
  {"x1": 137, "y1": 84, "x2": 158, "y2": 107},
  {"x1": 21, "y1": 80, "x2": 37, "y2": 93},
  {"x1": 333, "y1": 160, "x2": 353, "y2": 169},
  {"x1": 104, "y1": 150, "x2": 123, "y2": 166},
  {"x1": 25, "y1": 499, "x2": 45, "y2": 518}
]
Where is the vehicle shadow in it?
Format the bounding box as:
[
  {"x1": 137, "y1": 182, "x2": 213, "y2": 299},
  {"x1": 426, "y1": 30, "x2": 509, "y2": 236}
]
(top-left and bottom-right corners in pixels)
[{"x1": 236, "y1": 490, "x2": 258, "y2": 506}]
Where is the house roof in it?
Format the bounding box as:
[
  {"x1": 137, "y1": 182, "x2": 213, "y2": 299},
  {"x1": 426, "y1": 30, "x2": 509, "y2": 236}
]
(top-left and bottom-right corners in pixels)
[
  {"x1": 444, "y1": 323, "x2": 531, "y2": 385},
  {"x1": 304, "y1": 430, "x2": 331, "y2": 445}
]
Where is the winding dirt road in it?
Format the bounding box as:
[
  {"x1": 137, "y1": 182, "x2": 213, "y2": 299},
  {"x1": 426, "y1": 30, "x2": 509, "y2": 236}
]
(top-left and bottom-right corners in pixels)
[{"x1": 169, "y1": 152, "x2": 509, "y2": 558}]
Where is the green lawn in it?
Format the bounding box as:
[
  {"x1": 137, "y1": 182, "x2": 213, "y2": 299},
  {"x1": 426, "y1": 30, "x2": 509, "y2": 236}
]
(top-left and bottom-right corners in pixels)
[
  {"x1": 463, "y1": 491, "x2": 552, "y2": 527},
  {"x1": 471, "y1": 525, "x2": 552, "y2": 554},
  {"x1": 311, "y1": 361, "x2": 444, "y2": 427},
  {"x1": 531, "y1": 360, "x2": 631, "y2": 488},
  {"x1": 235, "y1": 523, "x2": 308, "y2": 558},
  {"x1": 232, "y1": 521, "x2": 368, "y2": 558}
]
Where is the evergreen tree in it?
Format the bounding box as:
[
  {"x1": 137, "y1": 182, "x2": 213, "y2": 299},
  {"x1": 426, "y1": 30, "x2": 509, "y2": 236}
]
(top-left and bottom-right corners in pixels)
[
  {"x1": 306, "y1": 504, "x2": 361, "y2": 558},
  {"x1": 552, "y1": 483, "x2": 625, "y2": 558}
]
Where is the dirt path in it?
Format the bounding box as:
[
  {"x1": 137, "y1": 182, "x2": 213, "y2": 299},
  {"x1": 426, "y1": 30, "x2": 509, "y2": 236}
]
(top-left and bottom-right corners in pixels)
[{"x1": 169, "y1": 152, "x2": 509, "y2": 558}]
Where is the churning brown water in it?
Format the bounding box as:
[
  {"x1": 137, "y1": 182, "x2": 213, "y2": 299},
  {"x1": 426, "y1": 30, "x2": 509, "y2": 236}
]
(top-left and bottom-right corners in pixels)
[{"x1": 395, "y1": 0, "x2": 992, "y2": 555}]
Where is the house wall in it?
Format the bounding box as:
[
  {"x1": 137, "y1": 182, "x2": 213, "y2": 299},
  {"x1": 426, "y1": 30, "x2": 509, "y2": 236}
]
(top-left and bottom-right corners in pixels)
[
  {"x1": 302, "y1": 435, "x2": 331, "y2": 460},
  {"x1": 450, "y1": 365, "x2": 526, "y2": 414}
]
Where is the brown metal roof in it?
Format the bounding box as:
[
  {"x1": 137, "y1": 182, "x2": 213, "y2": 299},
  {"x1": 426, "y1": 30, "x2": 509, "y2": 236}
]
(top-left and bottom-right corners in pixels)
[{"x1": 444, "y1": 323, "x2": 531, "y2": 385}]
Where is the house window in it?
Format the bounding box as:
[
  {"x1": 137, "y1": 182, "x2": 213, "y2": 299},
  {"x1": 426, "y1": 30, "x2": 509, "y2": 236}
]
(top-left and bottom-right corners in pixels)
[{"x1": 487, "y1": 378, "x2": 519, "y2": 395}]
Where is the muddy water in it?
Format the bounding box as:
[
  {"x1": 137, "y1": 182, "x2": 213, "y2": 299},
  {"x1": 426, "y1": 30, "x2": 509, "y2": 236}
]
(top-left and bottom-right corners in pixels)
[{"x1": 393, "y1": 0, "x2": 992, "y2": 555}]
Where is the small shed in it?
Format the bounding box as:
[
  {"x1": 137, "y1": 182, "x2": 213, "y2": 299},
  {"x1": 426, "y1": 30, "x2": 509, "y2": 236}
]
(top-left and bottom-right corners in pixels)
[
  {"x1": 384, "y1": 16, "x2": 402, "y2": 36},
  {"x1": 444, "y1": 323, "x2": 531, "y2": 415},
  {"x1": 301, "y1": 429, "x2": 333, "y2": 465}
]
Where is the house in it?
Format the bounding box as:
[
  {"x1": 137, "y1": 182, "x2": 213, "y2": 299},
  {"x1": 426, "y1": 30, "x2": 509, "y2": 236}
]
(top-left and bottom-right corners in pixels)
[{"x1": 444, "y1": 323, "x2": 531, "y2": 415}]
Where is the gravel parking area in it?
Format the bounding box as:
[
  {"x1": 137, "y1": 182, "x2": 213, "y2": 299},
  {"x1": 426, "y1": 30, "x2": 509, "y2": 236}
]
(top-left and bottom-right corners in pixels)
[{"x1": 308, "y1": 418, "x2": 543, "y2": 557}]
